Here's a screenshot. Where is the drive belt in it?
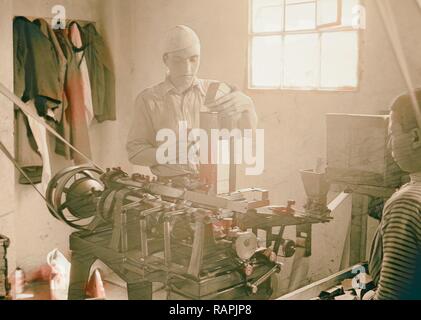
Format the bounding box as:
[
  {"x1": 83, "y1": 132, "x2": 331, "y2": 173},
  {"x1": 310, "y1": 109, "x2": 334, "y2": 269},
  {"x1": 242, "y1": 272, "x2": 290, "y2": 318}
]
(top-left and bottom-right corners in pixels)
[{"x1": 0, "y1": 82, "x2": 103, "y2": 171}]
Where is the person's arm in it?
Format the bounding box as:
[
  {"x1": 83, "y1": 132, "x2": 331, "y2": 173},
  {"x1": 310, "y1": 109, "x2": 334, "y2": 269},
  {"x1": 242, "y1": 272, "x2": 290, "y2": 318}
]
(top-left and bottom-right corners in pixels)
[
  {"x1": 206, "y1": 85, "x2": 258, "y2": 131},
  {"x1": 238, "y1": 97, "x2": 258, "y2": 131},
  {"x1": 126, "y1": 94, "x2": 159, "y2": 167},
  {"x1": 375, "y1": 201, "x2": 420, "y2": 300}
]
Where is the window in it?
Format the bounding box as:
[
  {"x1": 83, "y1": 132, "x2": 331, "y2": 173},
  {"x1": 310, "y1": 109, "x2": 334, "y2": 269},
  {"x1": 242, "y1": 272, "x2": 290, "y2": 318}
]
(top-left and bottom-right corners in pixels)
[{"x1": 250, "y1": 0, "x2": 360, "y2": 90}]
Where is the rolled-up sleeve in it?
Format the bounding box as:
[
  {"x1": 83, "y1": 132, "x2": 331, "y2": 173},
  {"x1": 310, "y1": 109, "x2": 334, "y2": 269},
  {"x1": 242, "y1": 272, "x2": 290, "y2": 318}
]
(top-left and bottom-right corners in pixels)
[{"x1": 126, "y1": 93, "x2": 159, "y2": 167}]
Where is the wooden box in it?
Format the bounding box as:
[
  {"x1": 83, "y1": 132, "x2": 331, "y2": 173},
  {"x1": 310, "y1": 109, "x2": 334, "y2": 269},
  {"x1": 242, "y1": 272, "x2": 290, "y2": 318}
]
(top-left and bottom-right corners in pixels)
[{"x1": 326, "y1": 114, "x2": 405, "y2": 188}]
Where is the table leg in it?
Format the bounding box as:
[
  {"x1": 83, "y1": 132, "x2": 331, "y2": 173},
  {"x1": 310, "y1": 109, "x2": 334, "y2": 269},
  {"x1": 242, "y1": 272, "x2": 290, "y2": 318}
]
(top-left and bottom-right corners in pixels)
[
  {"x1": 127, "y1": 281, "x2": 152, "y2": 300},
  {"x1": 350, "y1": 194, "x2": 370, "y2": 265},
  {"x1": 68, "y1": 252, "x2": 97, "y2": 300}
]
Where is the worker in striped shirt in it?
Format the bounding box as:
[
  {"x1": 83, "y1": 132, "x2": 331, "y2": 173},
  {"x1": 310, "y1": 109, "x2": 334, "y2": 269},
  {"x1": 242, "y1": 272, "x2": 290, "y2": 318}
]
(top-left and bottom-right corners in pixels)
[{"x1": 369, "y1": 90, "x2": 421, "y2": 300}]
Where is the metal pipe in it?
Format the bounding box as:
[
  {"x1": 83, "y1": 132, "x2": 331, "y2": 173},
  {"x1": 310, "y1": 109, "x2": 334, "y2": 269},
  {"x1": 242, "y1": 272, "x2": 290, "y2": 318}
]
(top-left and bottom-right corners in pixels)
[
  {"x1": 139, "y1": 219, "x2": 149, "y2": 258},
  {"x1": 121, "y1": 210, "x2": 128, "y2": 253},
  {"x1": 163, "y1": 219, "x2": 172, "y2": 267}
]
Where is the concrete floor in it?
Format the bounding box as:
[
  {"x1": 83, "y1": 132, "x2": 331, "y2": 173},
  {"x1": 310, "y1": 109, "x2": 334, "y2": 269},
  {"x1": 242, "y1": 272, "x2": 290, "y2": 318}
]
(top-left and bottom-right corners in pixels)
[
  {"x1": 13, "y1": 260, "x2": 168, "y2": 300},
  {"x1": 15, "y1": 278, "x2": 167, "y2": 300},
  {"x1": 101, "y1": 272, "x2": 168, "y2": 300}
]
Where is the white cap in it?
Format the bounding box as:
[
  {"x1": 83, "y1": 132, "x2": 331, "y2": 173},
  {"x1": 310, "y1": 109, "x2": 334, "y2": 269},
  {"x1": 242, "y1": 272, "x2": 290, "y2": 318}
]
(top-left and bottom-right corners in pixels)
[{"x1": 163, "y1": 25, "x2": 201, "y2": 55}]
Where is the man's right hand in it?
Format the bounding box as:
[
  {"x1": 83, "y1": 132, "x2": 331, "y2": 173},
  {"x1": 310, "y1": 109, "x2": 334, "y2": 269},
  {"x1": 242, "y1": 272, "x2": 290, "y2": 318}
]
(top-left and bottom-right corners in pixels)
[{"x1": 158, "y1": 140, "x2": 199, "y2": 165}]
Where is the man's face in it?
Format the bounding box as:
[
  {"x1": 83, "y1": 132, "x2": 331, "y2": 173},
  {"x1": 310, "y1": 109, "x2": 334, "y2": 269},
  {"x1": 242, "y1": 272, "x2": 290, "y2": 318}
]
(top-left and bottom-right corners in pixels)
[
  {"x1": 164, "y1": 47, "x2": 201, "y2": 92},
  {"x1": 389, "y1": 111, "x2": 421, "y2": 172}
]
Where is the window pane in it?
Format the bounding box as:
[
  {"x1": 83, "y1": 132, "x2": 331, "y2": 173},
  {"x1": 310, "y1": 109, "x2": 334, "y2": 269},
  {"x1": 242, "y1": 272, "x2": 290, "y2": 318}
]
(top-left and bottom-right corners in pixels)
[
  {"x1": 286, "y1": 0, "x2": 310, "y2": 4},
  {"x1": 251, "y1": 36, "x2": 283, "y2": 88},
  {"x1": 285, "y1": 1, "x2": 316, "y2": 31},
  {"x1": 284, "y1": 34, "x2": 319, "y2": 88},
  {"x1": 317, "y1": 0, "x2": 338, "y2": 26},
  {"x1": 252, "y1": 0, "x2": 284, "y2": 32},
  {"x1": 342, "y1": 0, "x2": 359, "y2": 26},
  {"x1": 321, "y1": 31, "x2": 358, "y2": 88}
]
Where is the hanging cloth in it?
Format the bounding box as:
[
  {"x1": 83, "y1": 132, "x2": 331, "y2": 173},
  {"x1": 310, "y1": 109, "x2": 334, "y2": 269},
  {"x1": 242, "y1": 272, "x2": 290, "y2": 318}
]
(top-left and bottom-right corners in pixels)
[
  {"x1": 25, "y1": 101, "x2": 52, "y2": 192},
  {"x1": 15, "y1": 109, "x2": 43, "y2": 184},
  {"x1": 54, "y1": 28, "x2": 92, "y2": 165},
  {"x1": 69, "y1": 21, "x2": 95, "y2": 126},
  {"x1": 82, "y1": 23, "x2": 116, "y2": 123},
  {"x1": 13, "y1": 17, "x2": 62, "y2": 118},
  {"x1": 13, "y1": 17, "x2": 64, "y2": 184},
  {"x1": 33, "y1": 18, "x2": 72, "y2": 160}
]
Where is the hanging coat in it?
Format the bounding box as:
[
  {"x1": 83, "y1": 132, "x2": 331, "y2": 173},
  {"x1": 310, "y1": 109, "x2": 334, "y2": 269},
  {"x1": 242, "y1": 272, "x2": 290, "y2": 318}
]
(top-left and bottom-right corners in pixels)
[
  {"x1": 55, "y1": 29, "x2": 92, "y2": 165},
  {"x1": 33, "y1": 18, "x2": 72, "y2": 160},
  {"x1": 13, "y1": 17, "x2": 62, "y2": 117},
  {"x1": 69, "y1": 21, "x2": 95, "y2": 126},
  {"x1": 13, "y1": 17, "x2": 63, "y2": 184},
  {"x1": 82, "y1": 23, "x2": 116, "y2": 123}
]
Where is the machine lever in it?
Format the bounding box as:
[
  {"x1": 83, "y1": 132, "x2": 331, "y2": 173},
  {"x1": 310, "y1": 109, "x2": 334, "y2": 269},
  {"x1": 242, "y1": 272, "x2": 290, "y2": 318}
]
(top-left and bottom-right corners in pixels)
[{"x1": 246, "y1": 264, "x2": 281, "y2": 295}]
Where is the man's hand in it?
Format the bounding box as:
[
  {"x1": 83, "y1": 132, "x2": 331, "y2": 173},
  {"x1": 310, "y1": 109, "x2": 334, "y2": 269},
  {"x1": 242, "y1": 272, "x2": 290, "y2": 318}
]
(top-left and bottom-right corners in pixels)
[
  {"x1": 206, "y1": 90, "x2": 254, "y2": 121},
  {"x1": 158, "y1": 140, "x2": 200, "y2": 165}
]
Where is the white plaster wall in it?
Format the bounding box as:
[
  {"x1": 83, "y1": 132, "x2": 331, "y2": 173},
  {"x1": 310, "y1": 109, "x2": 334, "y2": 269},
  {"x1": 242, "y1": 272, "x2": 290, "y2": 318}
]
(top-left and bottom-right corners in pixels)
[
  {"x1": 0, "y1": 0, "x2": 136, "y2": 273},
  {"x1": 93, "y1": 0, "x2": 136, "y2": 172},
  {"x1": 0, "y1": 0, "x2": 16, "y2": 272},
  {"x1": 0, "y1": 0, "x2": 103, "y2": 272}
]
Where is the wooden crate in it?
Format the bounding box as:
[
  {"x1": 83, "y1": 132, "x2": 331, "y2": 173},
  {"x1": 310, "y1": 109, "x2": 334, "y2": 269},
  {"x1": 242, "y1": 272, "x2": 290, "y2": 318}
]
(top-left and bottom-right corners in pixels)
[{"x1": 326, "y1": 114, "x2": 406, "y2": 188}]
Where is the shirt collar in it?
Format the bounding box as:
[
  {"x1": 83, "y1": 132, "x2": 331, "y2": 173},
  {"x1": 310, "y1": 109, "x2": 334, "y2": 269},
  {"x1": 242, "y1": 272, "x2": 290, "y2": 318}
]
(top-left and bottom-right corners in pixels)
[
  {"x1": 410, "y1": 172, "x2": 421, "y2": 184},
  {"x1": 161, "y1": 77, "x2": 206, "y2": 97}
]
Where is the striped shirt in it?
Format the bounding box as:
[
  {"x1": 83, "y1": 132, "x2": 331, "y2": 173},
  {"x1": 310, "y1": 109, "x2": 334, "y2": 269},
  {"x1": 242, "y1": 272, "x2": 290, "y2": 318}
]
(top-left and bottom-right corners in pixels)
[{"x1": 369, "y1": 173, "x2": 421, "y2": 300}]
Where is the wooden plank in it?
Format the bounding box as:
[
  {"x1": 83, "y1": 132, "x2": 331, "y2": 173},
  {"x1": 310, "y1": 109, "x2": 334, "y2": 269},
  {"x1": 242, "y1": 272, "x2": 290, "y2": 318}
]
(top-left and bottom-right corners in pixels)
[
  {"x1": 349, "y1": 194, "x2": 370, "y2": 265},
  {"x1": 279, "y1": 264, "x2": 368, "y2": 300},
  {"x1": 68, "y1": 253, "x2": 97, "y2": 300},
  {"x1": 287, "y1": 247, "x2": 310, "y2": 293},
  {"x1": 331, "y1": 183, "x2": 395, "y2": 198},
  {"x1": 127, "y1": 281, "x2": 152, "y2": 300},
  {"x1": 229, "y1": 138, "x2": 237, "y2": 193},
  {"x1": 184, "y1": 191, "x2": 249, "y2": 213}
]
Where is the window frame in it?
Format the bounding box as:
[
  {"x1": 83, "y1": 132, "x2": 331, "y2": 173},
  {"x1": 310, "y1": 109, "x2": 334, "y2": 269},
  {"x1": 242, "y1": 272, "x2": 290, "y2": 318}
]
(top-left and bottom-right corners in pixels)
[{"x1": 248, "y1": 0, "x2": 363, "y2": 92}]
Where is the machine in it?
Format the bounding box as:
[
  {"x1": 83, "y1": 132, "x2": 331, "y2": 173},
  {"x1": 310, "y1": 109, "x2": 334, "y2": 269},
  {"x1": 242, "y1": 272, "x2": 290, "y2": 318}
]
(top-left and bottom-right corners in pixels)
[{"x1": 45, "y1": 166, "x2": 332, "y2": 300}]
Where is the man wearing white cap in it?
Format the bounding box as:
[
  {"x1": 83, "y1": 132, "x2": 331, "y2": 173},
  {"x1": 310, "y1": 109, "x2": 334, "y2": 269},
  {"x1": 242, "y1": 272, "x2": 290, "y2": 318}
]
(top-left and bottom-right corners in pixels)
[{"x1": 127, "y1": 25, "x2": 258, "y2": 178}]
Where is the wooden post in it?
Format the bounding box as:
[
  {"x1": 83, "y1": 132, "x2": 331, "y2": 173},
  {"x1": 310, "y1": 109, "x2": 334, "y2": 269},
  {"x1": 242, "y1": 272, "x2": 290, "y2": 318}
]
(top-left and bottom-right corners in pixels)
[
  {"x1": 349, "y1": 194, "x2": 370, "y2": 265},
  {"x1": 68, "y1": 252, "x2": 97, "y2": 300},
  {"x1": 229, "y1": 137, "x2": 237, "y2": 192},
  {"x1": 127, "y1": 281, "x2": 153, "y2": 300}
]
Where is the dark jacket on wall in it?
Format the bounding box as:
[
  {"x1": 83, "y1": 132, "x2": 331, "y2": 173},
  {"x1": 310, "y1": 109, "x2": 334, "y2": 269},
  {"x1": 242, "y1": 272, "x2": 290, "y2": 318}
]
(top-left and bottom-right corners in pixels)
[
  {"x1": 13, "y1": 17, "x2": 63, "y2": 117},
  {"x1": 13, "y1": 17, "x2": 64, "y2": 184},
  {"x1": 13, "y1": 18, "x2": 114, "y2": 183},
  {"x1": 33, "y1": 18, "x2": 72, "y2": 159},
  {"x1": 82, "y1": 23, "x2": 116, "y2": 123}
]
